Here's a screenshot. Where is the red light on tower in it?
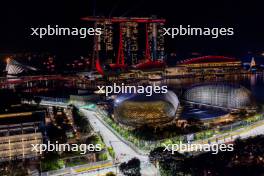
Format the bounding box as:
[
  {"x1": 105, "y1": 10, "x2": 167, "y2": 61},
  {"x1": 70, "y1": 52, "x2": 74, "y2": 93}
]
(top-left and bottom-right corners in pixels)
[{"x1": 82, "y1": 16, "x2": 166, "y2": 75}]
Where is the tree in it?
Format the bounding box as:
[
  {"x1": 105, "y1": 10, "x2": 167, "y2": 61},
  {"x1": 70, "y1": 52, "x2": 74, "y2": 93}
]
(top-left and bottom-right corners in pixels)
[
  {"x1": 41, "y1": 152, "x2": 65, "y2": 171},
  {"x1": 149, "y1": 147, "x2": 186, "y2": 176},
  {"x1": 72, "y1": 106, "x2": 91, "y2": 133},
  {"x1": 33, "y1": 96, "x2": 42, "y2": 106},
  {"x1": 106, "y1": 172, "x2": 116, "y2": 176},
  {"x1": 119, "y1": 157, "x2": 141, "y2": 176}
]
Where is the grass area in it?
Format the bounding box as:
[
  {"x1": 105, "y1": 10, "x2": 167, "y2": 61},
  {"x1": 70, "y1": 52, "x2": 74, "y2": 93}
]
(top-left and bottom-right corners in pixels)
[
  {"x1": 72, "y1": 105, "x2": 92, "y2": 133},
  {"x1": 66, "y1": 159, "x2": 87, "y2": 167},
  {"x1": 98, "y1": 152, "x2": 108, "y2": 161},
  {"x1": 41, "y1": 152, "x2": 65, "y2": 172},
  {"x1": 107, "y1": 147, "x2": 115, "y2": 159}
]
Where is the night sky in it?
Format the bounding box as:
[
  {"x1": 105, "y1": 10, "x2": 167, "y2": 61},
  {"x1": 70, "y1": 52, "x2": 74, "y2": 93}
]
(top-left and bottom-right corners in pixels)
[{"x1": 0, "y1": 0, "x2": 264, "y2": 60}]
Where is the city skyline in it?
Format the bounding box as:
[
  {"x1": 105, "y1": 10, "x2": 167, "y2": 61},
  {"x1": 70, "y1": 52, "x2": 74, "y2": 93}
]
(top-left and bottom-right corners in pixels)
[
  {"x1": 0, "y1": 0, "x2": 264, "y2": 58},
  {"x1": 1, "y1": 1, "x2": 264, "y2": 175}
]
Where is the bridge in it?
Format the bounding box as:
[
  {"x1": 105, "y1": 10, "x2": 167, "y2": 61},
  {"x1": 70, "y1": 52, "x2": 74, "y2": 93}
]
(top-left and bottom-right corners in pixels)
[
  {"x1": 22, "y1": 96, "x2": 69, "y2": 108},
  {"x1": 0, "y1": 75, "x2": 75, "y2": 89}
]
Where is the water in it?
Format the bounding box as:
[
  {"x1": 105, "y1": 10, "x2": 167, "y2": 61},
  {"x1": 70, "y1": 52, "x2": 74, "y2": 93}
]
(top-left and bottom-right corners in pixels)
[
  {"x1": 181, "y1": 105, "x2": 228, "y2": 120},
  {"x1": 239, "y1": 73, "x2": 264, "y2": 103}
]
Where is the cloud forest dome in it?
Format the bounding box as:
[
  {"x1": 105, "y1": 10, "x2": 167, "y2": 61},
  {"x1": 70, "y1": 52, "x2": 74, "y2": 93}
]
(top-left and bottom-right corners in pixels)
[
  {"x1": 183, "y1": 83, "x2": 254, "y2": 109},
  {"x1": 113, "y1": 91, "x2": 179, "y2": 127}
]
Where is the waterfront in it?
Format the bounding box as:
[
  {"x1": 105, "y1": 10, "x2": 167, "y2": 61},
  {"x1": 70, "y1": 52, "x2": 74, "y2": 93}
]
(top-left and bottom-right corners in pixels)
[{"x1": 166, "y1": 73, "x2": 264, "y2": 120}]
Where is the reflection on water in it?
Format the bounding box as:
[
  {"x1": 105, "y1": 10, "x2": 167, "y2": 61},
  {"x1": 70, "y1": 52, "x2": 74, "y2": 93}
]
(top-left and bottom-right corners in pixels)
[
  {"x1": 241, "y1": 73, "x2": 264, "y2": 104},
  {"x1": 181, "y1": 104, "x2": 228, "y2": 120},
  {"x1": 166, "y1": 72, "x2": 264, "y2": 119}
]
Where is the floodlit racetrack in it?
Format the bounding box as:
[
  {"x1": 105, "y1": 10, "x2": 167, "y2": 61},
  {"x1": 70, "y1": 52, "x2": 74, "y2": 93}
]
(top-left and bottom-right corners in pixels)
[
  {"x1": 194, "y1": 116, "x2": 264, "y2": 145},
  {"x1": 40, "y1": 100, "x2": 264, "y2": 175},
  {"x1": 81, "y1": 109, "x2": 146, "y2": 161},
  {"x1": 80, "y1": 109, "x2": 158, "y2": 176}
]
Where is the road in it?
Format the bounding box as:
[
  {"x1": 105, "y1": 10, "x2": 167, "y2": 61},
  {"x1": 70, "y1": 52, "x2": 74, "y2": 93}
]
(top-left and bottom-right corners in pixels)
[
  {"x1": 80, "y1": 109, "x2": 158, "y2": 176},
  {"x1": 194, "y1": 118, "x2": 264, "y2": 145},
  {"x1": 41, "y1": 161, "x2": 118, "y2": 176},
  {"x1": 39, "y1": 100, "x2": 264, "y2": 175},
  {"x1": 73, "y1": 166, "x2": 118, "y2": 176},
  {"x1": 42, "y1": 112, "x2": 264, "y2": 176}
]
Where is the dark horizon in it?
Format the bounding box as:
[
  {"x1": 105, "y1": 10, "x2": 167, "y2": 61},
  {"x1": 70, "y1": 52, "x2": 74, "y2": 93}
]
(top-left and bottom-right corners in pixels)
[{"x1": 0, "y1": 0, "x2": 264, "y2": 60}]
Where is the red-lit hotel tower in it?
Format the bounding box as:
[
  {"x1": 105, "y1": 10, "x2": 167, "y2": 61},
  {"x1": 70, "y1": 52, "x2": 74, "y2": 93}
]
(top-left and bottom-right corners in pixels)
[
  {"x1": 148, "y1": 22, "x2": 165, "y2": 61},
  {"x1": 121, "y1": 21, "x2": 138, "y2": 65},
  {"x1": 91, "y1": 20, "x2": 114, "y2": 66},
  {"x1": 82, "y1": 16, "x2": 166, "y2": 74}
]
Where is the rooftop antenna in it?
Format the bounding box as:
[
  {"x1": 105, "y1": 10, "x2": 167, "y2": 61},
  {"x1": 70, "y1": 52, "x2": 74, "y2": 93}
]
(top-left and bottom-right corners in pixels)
[
  {"x1": 91, "y1": 0, "x2": 97, "y2": 69},
  {"x1": 92, "y1": 0, "x2": 96, "y2": 16}
]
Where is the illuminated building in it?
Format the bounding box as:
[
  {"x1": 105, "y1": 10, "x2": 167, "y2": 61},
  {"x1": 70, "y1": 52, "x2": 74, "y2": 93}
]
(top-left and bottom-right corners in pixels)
[
  {"x1": 178, "y1": 56, "x2": 242, "y2": 74},
  {"x1": 94, "y1": 21, "x2": 114, "y2": 65},
  {"x1": 148, "y1": 22, "x2": 165, "y2": 61},
  {"x1": 183, "y1": 83, "x2": 253, "y2": 109},
  {"x1": 5, "y1": 57, "x2": 37, "y2": 78},
  {"x1": 82, "y1": 16, "x2": 166, "y2": 73},
  {"x1": 249, "y1": 57, "x2": 257, "y2": 72},
  {"x1": 0, "y1": 111, "x2": 44, "y2": 162},
  {"x1": 121, "y1": 22, "x2": 138, "y2": 65},
  {"x1": 250, "y1": 57, "x2": 256, "y2": 68},
  {"x1": 165, "y1": 66, "x2": 190, "y2": 77},
  {"x1": 114, "y1": 91, "x2": 179, "y2": 128}
]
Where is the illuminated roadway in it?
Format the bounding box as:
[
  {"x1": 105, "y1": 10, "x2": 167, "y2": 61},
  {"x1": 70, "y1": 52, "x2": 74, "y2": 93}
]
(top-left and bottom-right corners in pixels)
[
  {"x1": 193, "y1": 116, "x2": 264, "y2": 145},
  {"x1": 39, "y1": 100, "x2": 264, "y2": 175},
  {"x1": 80, "y1": 109, "x2": 158, "y2": 176},
  {"x1": 40, "y1": 101, "x2": 158, "y2": 176}
]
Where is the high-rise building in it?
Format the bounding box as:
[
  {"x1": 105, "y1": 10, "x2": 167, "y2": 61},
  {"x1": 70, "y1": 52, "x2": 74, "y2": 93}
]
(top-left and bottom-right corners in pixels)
[
  {"x1": 148, "y1": 22, "x2": 165, "y2": 61},
  {"x1": 121, "y1": 22, "x2": 138, "y2": 65},
  {"x1": 0, "y1": 111, "x2": 44, "y2": 162},
  {"x1": 250, "y1": 57, "x2": 256, "y2": 68},
  {"x1": 93, "y1": 20, "x2": 114, "y2": 66},
  {"x1": 82, "y1": 16, "x2": 166, "y2": 68}
]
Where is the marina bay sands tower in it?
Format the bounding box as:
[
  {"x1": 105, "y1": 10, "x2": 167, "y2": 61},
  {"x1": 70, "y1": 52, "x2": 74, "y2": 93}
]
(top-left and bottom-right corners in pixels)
[{"x1": 82, "y1": 16, "x2": 166, "y2": 69}]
